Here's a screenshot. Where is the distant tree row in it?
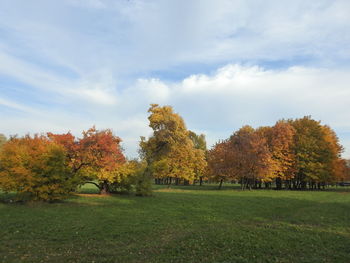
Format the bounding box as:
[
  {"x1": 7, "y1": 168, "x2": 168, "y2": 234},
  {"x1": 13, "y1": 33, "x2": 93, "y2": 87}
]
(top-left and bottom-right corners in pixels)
[
  {"x1": 139, "y1": 105, "x2": 350, "y2": 190},
  {"x1": 208, "y1": 117, "x2": 350, "y2": 190}
]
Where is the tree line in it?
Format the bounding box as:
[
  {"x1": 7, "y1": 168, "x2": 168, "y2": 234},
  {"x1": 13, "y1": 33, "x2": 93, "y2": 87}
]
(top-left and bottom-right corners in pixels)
[
  {"x1": 208, "y1": 118, "x2": 349, "y2": 190},
  {"x1": 0, "y1": 104, "x2": 349, "y2": 201},
  {"x1": 140, "y1": 105, "x2": 350, "y2": 189}
]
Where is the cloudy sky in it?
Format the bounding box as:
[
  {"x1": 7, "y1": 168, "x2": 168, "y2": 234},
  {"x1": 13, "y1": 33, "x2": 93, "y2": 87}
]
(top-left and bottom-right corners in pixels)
[{"x1": 1, "y1": 0, "x2": 350, "y2": 158}]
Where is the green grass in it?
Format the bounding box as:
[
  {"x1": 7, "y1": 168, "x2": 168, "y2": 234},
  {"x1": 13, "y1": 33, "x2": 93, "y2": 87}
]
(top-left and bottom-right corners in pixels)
[{"x1": 1, "y1": 185, "x2": 350, "y2": 263}]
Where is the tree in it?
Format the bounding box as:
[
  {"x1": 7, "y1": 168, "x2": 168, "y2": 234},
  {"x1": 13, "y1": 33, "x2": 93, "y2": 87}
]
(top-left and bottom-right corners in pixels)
[
  {"x1": 207, "y1": 140, "x2": 233, "y2": 189},
  {"x1": 188, "y1": 130, "x2": 208, "y2": 185},
  {"x1": 290, "y1": 116, "x2": 344, "y2": 189},
  {"x1": 228, "y1": 126, "x2": 274, "y2": 190},
  {"x1": 0, "y1": 135, "x2": 78, "y2": 201},
  {"x1": 49, "y1": 127, "x2": 126, "y2": 194},
  {"x1": 260, "y1": 121, "x2": 296, "y2": 189},
  {"x1": 140, "y1": 104, "x2": 206, "y2": 186},
  {"x1": 316, "y1": 125, "x2": 344, "y2": 186}
]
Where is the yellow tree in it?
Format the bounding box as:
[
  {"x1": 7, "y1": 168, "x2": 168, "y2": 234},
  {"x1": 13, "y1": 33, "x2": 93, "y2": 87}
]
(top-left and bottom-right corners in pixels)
[
  {"x1": 290, "y1": 117, "x2": 343, "y2": 189},
  {"x1": 140, "y1": 104, "x2": 206, "y2": 186},
  {"x1": 188, "y1": 130, "x2": 208, "y2": 185},
  {"x1": 0, "y1": 135, "x2": 78, "y2": 201}
]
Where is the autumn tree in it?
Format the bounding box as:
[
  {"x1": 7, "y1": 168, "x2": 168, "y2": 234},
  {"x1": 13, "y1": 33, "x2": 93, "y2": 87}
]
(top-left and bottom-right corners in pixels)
[
  {"x1": 140, "y1": 104, "x2": 206, "y2": 186},
  {"x1": 290, "y1": 116, "x2": 344, "y2": 189},
  {"x1": 48, "y1": 127, "x2": 126, "y2": 194},
  {"x1": 207, "y1": 140, "x2": 233, "y2": 189},
  {"x1": 188, "y1": 130, "x2": 208, "y2": 185},
  {"x1": 228, "y1": 126, "x2": 274, "y2": 190},
  {"x1": 0, "y1": 135, "x2": 78, "y2": 201},
  {"x1": 260, "y1": 121, "x2": 296, "y2": 189},
  {"x1": 321, "y1": 125, "x2": 344, "y2": 184}
]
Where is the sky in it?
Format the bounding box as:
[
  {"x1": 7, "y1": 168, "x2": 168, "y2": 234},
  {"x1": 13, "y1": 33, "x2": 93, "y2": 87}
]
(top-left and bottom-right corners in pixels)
[{"x1": 0, "y1": 0, "x2": 350, "y2": 158}]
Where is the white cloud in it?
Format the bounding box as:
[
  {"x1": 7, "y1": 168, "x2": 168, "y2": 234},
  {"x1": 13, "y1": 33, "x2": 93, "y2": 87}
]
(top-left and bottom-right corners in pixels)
[
  {"x1": 1, "y1": 0, "x2": 350, "y2": 77},
  {"x1": 0, "y1": 52, "x2": 118, "y2": 105},
  {"x1": 124, "y1": 65, "x2": 350, "y2": 157},
  {"x1": 1, "y1": 63, "x2": 350, "y2": 158},
  {"x1": 1, "y1": 1, "x2": 350, "y2": 158}
]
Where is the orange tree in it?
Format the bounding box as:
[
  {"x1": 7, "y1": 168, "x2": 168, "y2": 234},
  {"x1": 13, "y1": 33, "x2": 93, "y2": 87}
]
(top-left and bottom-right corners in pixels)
[
  {"x1": 48, "y1": 127, "x2": 126, "y2": 194},
  {"x1": 207, "y1": 140, "x2": 233, "y2": 189}
]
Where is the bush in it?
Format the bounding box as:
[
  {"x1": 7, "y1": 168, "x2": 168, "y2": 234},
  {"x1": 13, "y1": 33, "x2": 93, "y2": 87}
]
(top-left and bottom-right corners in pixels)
[{"x1": 135, "y1": 168, "x2": 153, "y2": 196}]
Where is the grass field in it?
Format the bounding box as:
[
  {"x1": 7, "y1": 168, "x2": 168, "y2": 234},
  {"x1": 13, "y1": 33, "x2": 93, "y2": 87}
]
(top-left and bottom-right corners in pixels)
[{"x1": 1, "y1": 184, "x2": 350, "y2": 263}]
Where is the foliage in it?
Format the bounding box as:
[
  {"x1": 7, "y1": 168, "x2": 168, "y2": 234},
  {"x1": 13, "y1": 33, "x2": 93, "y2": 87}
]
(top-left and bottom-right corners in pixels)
[
  {"x1": 188, "y1": 130, "x2": 207, "y2": 151},
  {"x1": 135, "y1": 166, "x2": 153, "y2": 196},
  {"x1": 229, "y1": 126, "x2": 274, "y2": 189},
  {"x1": 0, "y1": 135, "x2": 78, "y2": 201},
  {"x1": 188, "y1": 130, "x2": 208, "y2": 184},
  {"x1": 259, "y1": 121, "x2": 296, "y2": 189},
  {"x1": 140, "y1": 104, "x2": 207, "y2": 185},
  {"x1": 290, "y1": 116, "x2": 344, "y2": 188},
  {"x1": 208, "y1": 116, "x2": 346, "y2": 190},
  {"x1": 207, "y1": 140, "x2": 233, "y2": 188},
  {"x1": 49, "y1": 127, "x2": 126, "y2": 194}
]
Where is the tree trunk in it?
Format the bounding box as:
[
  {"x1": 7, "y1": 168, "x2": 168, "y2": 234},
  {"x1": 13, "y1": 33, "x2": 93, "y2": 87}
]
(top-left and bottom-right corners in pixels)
[
  {"x1": 199, "y1": 177, "x2": 203, "y2": 186},
  {"x1": 276, "y1": 177, "x2": 282, "y2": 190},
  {"x1": 100, "y1": 181, "x2": 109, "y2": 195},
  {"x1": 167, "y1": 177, "x2": 172, "y2": 188},
  {"x1": 218, "y1": 179, "x2": 223, "y2": 190}
]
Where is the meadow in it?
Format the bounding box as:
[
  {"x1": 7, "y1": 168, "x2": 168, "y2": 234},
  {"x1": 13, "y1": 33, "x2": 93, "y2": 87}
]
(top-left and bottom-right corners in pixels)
[{"x1": 1, "y1": 185, "x2": 350, "y2": 263}]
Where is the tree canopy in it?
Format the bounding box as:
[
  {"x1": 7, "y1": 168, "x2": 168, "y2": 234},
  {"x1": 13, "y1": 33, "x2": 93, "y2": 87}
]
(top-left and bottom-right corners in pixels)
[{"x1": 140, "y1": 104, "x2": 207, "y2": 185}]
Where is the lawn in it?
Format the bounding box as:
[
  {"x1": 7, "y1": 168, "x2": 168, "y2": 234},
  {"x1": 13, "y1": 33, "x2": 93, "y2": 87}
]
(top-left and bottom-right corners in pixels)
[{"x1": 1, "y1": 185, "x2": 350, "y2": 263}]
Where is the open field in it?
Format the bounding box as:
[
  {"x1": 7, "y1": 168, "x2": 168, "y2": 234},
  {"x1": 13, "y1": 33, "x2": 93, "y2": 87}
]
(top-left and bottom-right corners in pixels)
[{"x1": 1, "y1": 185, "x2": 350, "y2": 263}]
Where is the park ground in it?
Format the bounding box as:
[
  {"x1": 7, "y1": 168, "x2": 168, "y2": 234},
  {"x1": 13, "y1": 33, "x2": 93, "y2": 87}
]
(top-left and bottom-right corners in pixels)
[{"x1": 1, "y1": 184, "x2": 350, "y2": 263}]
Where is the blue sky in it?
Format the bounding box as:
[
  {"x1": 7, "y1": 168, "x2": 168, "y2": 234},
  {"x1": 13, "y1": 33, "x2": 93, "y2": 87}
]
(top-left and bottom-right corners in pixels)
[{"x1": 1, "y1": 0, "x2": 350, "y2": 158}]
